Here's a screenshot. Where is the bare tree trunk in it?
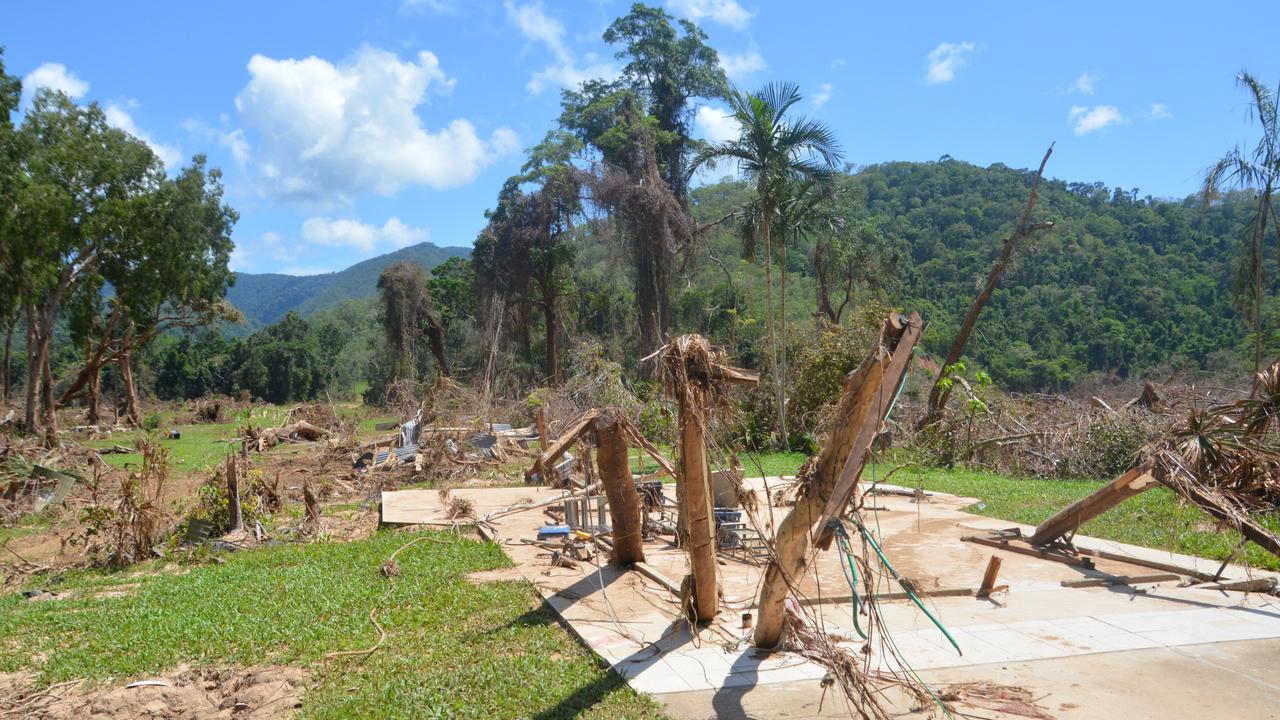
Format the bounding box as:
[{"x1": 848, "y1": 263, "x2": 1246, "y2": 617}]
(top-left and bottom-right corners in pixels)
[
  {"x1": 1028, "y1": 467, "x2": 1157, "y2": 546},
  {"x1": 1251, "y1": 190, "x2": 1270, "y2": 378},
  {"x1": 543, "y1": 296, "x2": 559, "y2": 385},
  {"x1": 226, "y1": 456, "x2": 243, "y2": 532},
  {"x1": 761, "y1": 200, "x2": 782, "y2": 448},
  {"x1": 2, "y1": 316, "x2": 13, "y2": 405},
  {"x1": 38, "y1": 334, "x2": 56, "y2": 444},
  {"x1": 754, "y1": 316, "x2": 911, "y2": 648},
  {"x1": 424, "y1": 309, "x2": 450, "y2": 377},
  {"x1": 593, "y1": 411, "x2": 645, "y2": 565},
  {"x1": 678, "y1": 384, "x2": 718, "y2": 621},
  {"x1": 24, "y1": 303, "x2": 37, "y2": 428},
  {"x1": 779, "y1": 229, "x2": 789, "y2": 446},
  {"x1": 85, "y1": 341, "x2": 101, "y2": 426},
  {"x1": 924, "y1": 145, "x2": 1054, "y2": 424},
  {"x1": 119, "y1": 343, "x2": 142, "y2": 427}
]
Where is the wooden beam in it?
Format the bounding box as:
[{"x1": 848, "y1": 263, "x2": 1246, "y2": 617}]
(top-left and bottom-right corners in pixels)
[
  {"x1": 1028, "y1": 466, "x2": 1157, "y2": 546},
  {"x1": 1061, "y1": 573, "x2": 1180, "y2": 588},
  {"x1": 962, "y1": 534, "x2": 1095, "y2": 568},
  {"x1": 524, "y1": 408, "x2": 601, "y2": 481}
]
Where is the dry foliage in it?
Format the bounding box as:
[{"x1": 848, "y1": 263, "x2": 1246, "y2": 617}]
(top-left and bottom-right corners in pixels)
[{"x1": 79, "y1": 439, "x2": 169, "y2": 567}]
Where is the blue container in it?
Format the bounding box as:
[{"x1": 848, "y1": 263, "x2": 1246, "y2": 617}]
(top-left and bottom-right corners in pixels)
[
  {"x1": 713, "y1": 509, "x2": 742, "y2": 526},
  {"x1": 537, "y1": 524, "x2": 572, "y2": 541}
]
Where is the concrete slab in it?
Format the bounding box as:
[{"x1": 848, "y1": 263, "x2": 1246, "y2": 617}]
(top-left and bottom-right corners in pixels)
[{"x1": 381, "y1": 479, "x2": 1280, "y2": 719}]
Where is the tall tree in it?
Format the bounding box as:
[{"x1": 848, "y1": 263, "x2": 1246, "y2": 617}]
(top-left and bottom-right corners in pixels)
[
  {"x1": 1203, "y1": 71, "x2": 1280, "y2": 378},
  {"x1": 603, "y1": 2, "x2": 728, "y2": 203},
  {"x1": 12, "y1": 90, "x2": 160, "y2": 439},
  {"x1": 58, "y1": 157, "x2": 239, "y2": 425},
  {"x1": 0, "y1": 49, "x2": 22, "y2": 405},
  {"x1": 692, "y1": 82, "x2": 842, "y2": 445},
  {"x1": 475, "y1": 158, "x2": 580, "y2": 384}
]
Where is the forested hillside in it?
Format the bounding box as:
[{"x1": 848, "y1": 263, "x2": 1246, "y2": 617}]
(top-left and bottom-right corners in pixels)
[
  {"x1": 667, "y1": 160, "x2": 1271, "y2": 391},
  {"x1": 226, "y1": 241, "x2": 467, "y2": 329}
]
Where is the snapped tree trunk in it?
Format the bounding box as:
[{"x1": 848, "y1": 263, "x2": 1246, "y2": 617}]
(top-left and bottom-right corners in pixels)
[
  {"x1": 924, "y1": 144, "x2": 1054, "y2": 425},
  {"x1": 678, "y1": 384, "x2": 718, "y2": 621},
  {"x1": 593, "y1": 411, "x2": 645, "y2": 565},
  {"x1": 754, "y1": 315, "x2": 910, "y2": 648},
  {"x1": 1028, "y1": 466, "x2": 1157, "y2": 546}
]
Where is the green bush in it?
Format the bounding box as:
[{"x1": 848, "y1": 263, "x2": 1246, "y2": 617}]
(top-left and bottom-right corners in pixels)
[{"x1": 141, "y1": 411, "x2": 164, "y2": 431}]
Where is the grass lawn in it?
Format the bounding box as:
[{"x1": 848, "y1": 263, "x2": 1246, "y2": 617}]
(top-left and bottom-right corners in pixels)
[{"x1": 0, "y1": 529, "x2": 666, "y2": 720}]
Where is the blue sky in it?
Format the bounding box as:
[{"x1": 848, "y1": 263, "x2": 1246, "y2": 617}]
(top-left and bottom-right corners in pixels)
[{"x1": 6, "y1": 1, "x2": 1279, "y2": 275}]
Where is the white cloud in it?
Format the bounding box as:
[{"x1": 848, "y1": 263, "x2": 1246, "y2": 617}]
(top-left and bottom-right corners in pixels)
[
  {"x1": 506, "y1": 1, "x2": 616, "y2": 94},
  {"x1": 181, "y1": 117, "x2": 253, "y2": 168},
  {"x1": 830, "y1": 58, "x2": 847, "y2": 70},
  {"x1": 666, "y1": 0, "x2": 754, "y2": 30},
  {"x1": 301, "y1": 216, "x2": 428, "y2": 252},
  {"x1": 233, "y1": 46, "x2": 516, "y2": 205},
  {"x1": 22, "y1": 62, "x2": 89, "y2": 104},
  {"x1": 1148, "y1": 102, "x2": 1173, "y2": 120},
  {"x1": 1068, "y1": 72, "x2": 1095, "y2": 95},
  {"x1": 1069, "y1": 105, "x2": 1126, "y2": 135},
  {"x1": 811, "y1": 83, "x2": 832, "y2": 109},
  {"x1": 104, "y1": 102, "x2": 184, "y2": 169},
  {"x1": 924, "y1": 41, "x2": 975, "y2": 85},
  {"x1": 720, "y1": 49, "x2": 766, "y2": 80},
  {"x1": 694, "y1": 104, "x2": 737, "y2": 144}
]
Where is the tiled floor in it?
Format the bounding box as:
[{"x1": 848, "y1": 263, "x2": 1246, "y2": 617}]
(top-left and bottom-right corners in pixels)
[{"x1": 588, "y1": 600, "x2": 1280, "y2": 693}]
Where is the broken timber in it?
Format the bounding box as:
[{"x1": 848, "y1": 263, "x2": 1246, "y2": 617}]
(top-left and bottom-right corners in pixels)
[
  {"x1": 1028, "y1": 466, "x2": 1158, "y2": 546},
  {"x1": 753, "y1": 312, "x2": 922, "y2": 649}
]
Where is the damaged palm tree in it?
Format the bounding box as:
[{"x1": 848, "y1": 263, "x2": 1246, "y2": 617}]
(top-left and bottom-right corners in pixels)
[
  {"x1": 1030, "y1": 358, "x2": 1280, "y2": 559},
  {"x1": 656, "y1": 334, "x2": 759, "y2": 622},
  {"x1": 754, "y1": 313, "x2": 922, "y2": 649}
]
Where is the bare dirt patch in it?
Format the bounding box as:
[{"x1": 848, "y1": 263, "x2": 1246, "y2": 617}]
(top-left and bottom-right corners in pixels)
[{"x1": 1, "y1": 665, "x2": 308, "y2": 720}]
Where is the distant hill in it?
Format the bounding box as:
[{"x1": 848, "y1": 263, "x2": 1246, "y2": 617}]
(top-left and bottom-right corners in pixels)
[{"x1": 227, "y1": 242, "x2": 470, "y2": 329}]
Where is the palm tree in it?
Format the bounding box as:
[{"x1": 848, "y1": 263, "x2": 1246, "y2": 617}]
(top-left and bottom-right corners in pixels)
[
  {"x1": 1203, "y1": 71, "x2": 1280, "y2": 378},
  {"x1": 692, "y1": 82, "x2": 842, "y2": 446}
]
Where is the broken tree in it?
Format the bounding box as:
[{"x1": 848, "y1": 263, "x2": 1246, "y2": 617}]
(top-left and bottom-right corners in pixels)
[
  {"x1": 924, "y1": 144, "x2": 1055, "y2": 426},
  {"x1": 754, "y1": 313, "x2": 922, "y2": 648},
  {"x1": 523, "y1": 407, "x2": 674, "y2": 565},
  {"x1": 657, "y1": 334, "x2": 759, "y2": 622}
]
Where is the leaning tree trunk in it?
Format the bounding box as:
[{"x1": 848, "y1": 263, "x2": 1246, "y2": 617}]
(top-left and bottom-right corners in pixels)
[
  {"x1": 754, "y1": 316, "x2": 909, "y2": 648},
  {"x1": 85, "y1": 348, "x2": 102, "y2": 426},
  {"x1": 593, "y1": 410, "x2": 645, "y2": 565},
  {"x1": 924, "y1": 145, "x2": 1054, "y2": 425}
]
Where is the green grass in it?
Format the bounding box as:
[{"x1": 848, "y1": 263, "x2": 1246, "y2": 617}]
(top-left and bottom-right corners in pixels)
[
  {"x1": 82, "y1": 406, "x2": 291, "y2": 475},
  {"x1": 0, "y1": 529, "x2": 665, "y2": 719}
]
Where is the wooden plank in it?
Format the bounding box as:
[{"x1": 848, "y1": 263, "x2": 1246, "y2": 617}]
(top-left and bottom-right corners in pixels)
[
  {"x1": 1061, "y1": 573, "x2": 1180, "y2": 588},
  {"x1": 524, "y1": 408, "x2": 601, "y2": 481},
  {"x1": 813, "y1": 312, "x2": 923, "y2": 543},
  {"x1": 961, "y1": 534, "x2": 1095, "y2": 568},
  {"x1": 1028, "y1": 466, "x2": 1157, "y2": 545}
]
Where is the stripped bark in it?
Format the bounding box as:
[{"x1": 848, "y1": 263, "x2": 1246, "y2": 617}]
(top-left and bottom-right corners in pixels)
[
  {"x1": 593, "y1": 410, "x2": 645, "y2": 565},
  {"x1": 754, "y1": 315, "x2": 914, "y2": 648}
]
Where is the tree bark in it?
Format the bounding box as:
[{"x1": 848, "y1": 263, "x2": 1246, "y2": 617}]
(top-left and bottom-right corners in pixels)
[
  {"x1": 1028, "y1": 466, "x2": 1157, "y2": 546},
  {"x1": 924, "y1": 144, "x2": 1054, "y2": 424},
  {"x1": 85, "y1": 342, "x2": 101, "y2": 426},
  {"x1": 226, "y1": 456, "x2": 243, "y2": 532},
  {"x1": 761, "y1": 196, "x2": 782, "y2": 448},
  {"x1": 1, "y1": 316, "x2": 13, "y2": 405},
  {"x1": 24, "y1": 303, "x2": 37, "y2": 428},
  {"x1": 754, "y1": 315, "x2": 909, "y2": 648},
  {"x1": 678, "y1": 383, "x2": 718, "y2": 621},
  {"x1": 118, "y1": 341, "x2": 142, "y2": 427},
  {"x1": 593, "y1": 411, "x2": 645, "y2": 565},
  {"x1": 543, "y1": 295, "x2": 559, "y2": 385}
]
